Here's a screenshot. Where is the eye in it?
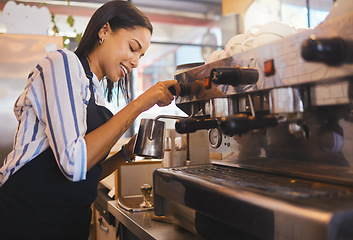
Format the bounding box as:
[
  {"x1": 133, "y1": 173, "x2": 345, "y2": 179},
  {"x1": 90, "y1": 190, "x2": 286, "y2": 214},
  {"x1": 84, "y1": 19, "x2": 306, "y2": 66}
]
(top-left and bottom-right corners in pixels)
[{"x1": 129, "y1": 44, "x2": 136, "y2": 52}]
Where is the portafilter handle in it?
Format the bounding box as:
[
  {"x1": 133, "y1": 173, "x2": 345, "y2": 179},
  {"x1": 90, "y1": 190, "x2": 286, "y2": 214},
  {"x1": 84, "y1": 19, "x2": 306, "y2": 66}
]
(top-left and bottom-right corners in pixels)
[
  {"x1": 219, "y1": 114, "x2": 279, "y2": 136},
  {"x1": 168, "y1": 82, "x2": 194, "y2": 97},
  {"x1": 210, "y1": 67, "x2": 259, "y2": 87},
  {"x1": 301, "y1": 37, "x2": 353, "y2": 66},
  {"x1": 175, "y1": 118, "x2": 218, "y2": 134}
]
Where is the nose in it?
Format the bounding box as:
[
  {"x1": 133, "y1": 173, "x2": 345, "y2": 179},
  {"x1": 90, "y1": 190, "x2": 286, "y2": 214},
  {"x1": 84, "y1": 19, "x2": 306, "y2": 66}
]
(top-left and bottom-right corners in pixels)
[{"x1": 130, "y1": 55, "x2": 139, "y2": 68}]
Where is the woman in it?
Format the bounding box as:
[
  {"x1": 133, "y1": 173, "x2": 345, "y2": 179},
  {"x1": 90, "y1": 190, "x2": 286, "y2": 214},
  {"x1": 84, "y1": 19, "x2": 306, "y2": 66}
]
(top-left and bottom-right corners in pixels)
[{"x1": 0, "y1": 1, "x2": 180, "y2": 239}]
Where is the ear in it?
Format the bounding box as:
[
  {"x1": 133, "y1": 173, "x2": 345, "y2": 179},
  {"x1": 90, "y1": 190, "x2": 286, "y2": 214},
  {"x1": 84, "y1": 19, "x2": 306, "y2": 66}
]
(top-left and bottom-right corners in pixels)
[{"x1": 98, "y1": 22, "x2": 111, "y2": 40}]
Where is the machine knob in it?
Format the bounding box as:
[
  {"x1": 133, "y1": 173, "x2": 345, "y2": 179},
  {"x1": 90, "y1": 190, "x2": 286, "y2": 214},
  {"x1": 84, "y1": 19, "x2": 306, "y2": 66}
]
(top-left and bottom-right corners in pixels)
[
  {"x1": 175, "y1": 118, "x2": 218, "y2": 134},
  {"x1": 210, "y1": 67, "x2": 259, "y2": 86},
  {"x1": 301, "y1": 37, "x2": 353, "y2": 66}
]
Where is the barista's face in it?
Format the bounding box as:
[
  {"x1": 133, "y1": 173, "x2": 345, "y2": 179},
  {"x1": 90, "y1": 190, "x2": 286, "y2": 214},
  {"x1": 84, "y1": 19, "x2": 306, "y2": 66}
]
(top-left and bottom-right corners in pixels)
[{"x1": 96, "y1": 24, "x2": 151, "y2": 81}]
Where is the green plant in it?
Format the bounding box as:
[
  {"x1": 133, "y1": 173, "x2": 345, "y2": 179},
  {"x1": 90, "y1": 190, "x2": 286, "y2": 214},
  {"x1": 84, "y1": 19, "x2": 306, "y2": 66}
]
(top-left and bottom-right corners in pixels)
[{"x1": 50, "y1": 0, "x2": 82, "y2": 48}]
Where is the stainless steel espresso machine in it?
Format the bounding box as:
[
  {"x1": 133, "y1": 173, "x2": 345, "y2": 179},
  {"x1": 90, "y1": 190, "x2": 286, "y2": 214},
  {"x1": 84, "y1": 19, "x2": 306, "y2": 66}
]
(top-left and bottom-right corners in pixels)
[{"x1": 153, "y1": 6, "x2": 353, "y2": 240}]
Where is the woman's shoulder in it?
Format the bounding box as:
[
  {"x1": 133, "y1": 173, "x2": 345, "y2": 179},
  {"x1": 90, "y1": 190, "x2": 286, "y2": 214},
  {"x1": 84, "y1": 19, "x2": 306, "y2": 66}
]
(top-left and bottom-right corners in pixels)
[
  {"x1": 42, "y1": 49, "x2": 85, "y2": 76},
  {"x1": 35, "y1": 49, "x2": 88, "y2": 86},
  {"x1": 46, "y1": 49, "x2": 80, "y2": 64}
]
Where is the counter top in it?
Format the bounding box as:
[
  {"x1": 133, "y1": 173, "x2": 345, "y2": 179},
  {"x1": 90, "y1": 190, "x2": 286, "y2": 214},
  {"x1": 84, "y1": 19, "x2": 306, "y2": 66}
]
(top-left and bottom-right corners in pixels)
[{"x1": 108, "y1": 200, "x2": 203, "y2": 240}]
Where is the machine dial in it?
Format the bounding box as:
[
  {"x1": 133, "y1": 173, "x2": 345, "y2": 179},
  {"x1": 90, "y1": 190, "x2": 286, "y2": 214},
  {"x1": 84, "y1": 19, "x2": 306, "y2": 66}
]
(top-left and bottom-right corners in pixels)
[{"x1": 209, "y1": 128, "x2": 222, "y2": 149}]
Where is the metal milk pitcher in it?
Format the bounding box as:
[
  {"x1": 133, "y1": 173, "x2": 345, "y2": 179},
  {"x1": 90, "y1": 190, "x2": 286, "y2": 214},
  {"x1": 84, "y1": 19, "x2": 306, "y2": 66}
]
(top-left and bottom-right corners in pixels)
[{"x1": 133, "y1": 118, "x2": 166, "y2": 159}]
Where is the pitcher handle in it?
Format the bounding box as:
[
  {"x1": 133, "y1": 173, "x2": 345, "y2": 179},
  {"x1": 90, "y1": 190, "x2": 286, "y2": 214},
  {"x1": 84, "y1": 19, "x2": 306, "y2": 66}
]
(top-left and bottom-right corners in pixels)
[{"x1": 149, "y1": 120, "x2": 156, "y2": 140}]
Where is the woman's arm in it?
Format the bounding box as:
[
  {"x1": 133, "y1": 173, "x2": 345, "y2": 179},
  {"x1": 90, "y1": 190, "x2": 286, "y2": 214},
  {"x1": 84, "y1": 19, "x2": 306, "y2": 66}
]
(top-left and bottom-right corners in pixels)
[
  {"x1": 99, "y1": 150, "x2": 126, "y2": 180},
  {"x1": 99, "y1": 135, "x2": 136, "y2": 180},
  {"x1": 85, "y1": 101, "x2": 140, "y2": 172}
]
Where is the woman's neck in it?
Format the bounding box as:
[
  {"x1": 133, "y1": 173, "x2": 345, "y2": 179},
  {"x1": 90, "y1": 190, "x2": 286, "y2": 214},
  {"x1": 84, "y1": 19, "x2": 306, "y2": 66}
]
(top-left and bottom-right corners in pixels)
[{"x1": 86, "y1": 52, "x2": 103, "y2": 81}]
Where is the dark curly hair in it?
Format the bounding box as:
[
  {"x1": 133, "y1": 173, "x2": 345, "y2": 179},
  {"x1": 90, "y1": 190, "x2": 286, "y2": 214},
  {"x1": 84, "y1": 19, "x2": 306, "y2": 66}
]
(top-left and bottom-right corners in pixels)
[{"x1": 75, "y1": 0, "x2": 153, "y2": 103}]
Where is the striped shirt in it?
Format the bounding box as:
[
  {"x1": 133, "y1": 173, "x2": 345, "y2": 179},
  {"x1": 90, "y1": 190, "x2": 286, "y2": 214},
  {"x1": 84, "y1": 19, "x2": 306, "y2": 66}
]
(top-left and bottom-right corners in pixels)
[{"x1": 0, "y1": 49, "x2": 107, "y2": 186}]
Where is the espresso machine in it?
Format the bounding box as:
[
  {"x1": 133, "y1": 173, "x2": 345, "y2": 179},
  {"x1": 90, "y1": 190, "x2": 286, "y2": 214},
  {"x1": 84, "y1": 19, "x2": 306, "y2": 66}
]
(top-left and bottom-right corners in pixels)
[{"x1": 152, "y1": 5, "x2": 353, "y2": 240}]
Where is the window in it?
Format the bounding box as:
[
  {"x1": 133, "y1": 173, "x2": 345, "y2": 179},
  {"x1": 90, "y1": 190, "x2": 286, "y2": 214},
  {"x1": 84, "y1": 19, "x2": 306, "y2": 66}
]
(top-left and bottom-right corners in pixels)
[
  {"x1": 281, "y1": 0, "x2": 332, "y2": 28},
  {"x1": 244, "y1": 0, "x2": 333, "y2": 31}
]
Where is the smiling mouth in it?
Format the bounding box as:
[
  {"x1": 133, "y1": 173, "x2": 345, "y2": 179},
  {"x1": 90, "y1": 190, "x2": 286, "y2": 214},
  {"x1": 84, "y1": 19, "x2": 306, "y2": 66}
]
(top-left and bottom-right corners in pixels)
[{"x1": 121, "y1": 64, "x2": 128, "y2": 75}]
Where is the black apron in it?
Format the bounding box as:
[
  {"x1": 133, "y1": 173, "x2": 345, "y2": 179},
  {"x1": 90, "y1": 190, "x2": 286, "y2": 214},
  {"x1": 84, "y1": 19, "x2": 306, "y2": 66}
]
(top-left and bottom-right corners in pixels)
[{"x1": 0, "y1": 56, "x2": 113, "y2": 240}]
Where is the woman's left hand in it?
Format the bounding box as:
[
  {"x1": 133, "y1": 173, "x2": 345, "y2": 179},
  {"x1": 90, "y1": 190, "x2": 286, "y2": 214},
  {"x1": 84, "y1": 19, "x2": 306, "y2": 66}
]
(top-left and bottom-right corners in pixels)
[{"x1": 125, "y1": 134, "x2": 137, "y2": 158}]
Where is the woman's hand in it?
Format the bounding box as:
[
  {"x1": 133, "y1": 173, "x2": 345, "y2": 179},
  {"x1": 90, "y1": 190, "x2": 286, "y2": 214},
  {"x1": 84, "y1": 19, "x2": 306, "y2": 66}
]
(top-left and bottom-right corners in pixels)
[
  {"x1": 125, "y1": 134, "x2": 137, "y2": 158},
  {"x1": 135, "y1": 80, "x2": 181, "y2": 112}
]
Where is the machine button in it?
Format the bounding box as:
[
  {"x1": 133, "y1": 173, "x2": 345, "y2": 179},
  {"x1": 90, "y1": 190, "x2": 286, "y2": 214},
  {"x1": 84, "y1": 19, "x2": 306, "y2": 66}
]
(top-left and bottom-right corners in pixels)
[
  {"x1": 204, "y1": 77, "x2": 211, "y2": 89},
  {"x1": 264, "y1": 59, "x2": 275, "y2": 76}
]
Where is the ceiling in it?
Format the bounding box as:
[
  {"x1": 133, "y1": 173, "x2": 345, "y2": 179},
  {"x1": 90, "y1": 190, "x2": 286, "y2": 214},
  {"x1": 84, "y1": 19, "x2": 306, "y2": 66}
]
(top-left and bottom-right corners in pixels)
[
  {"x1": 88, "y1": 0, "x2": 222, "y2": 16},
  {"x1": 0, "y1": 0, "x2": 223, "y2": 17}
]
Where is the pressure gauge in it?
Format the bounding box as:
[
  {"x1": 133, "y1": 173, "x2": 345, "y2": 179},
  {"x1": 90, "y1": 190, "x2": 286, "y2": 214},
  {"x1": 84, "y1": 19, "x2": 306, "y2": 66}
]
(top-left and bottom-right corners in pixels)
[{"x1": 209, "y1": 128, "x2": 222, "y2": 149}]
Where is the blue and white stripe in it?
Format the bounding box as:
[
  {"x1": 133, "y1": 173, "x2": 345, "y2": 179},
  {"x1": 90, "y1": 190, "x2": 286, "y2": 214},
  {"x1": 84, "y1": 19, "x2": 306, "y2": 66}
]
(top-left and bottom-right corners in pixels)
[{"x1": 0, "y1": 49, "x2": 105, "y2": 186}]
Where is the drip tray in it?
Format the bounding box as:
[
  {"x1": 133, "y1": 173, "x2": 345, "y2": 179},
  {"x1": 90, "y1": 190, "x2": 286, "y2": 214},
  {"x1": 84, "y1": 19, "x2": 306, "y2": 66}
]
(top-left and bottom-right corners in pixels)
[
  {"x1": 117, "y1": 195, "x2": 154, "y2": 212},
  {"x1": 179, "y1": 164, "x2": 353, "y2": 199}
]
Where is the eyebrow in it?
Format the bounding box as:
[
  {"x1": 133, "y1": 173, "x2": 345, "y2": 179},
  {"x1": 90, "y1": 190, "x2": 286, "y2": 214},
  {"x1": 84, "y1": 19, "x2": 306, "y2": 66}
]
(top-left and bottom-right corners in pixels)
[{"x1": 133, "y1": 39, "x2": 142, "y2": 50}]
